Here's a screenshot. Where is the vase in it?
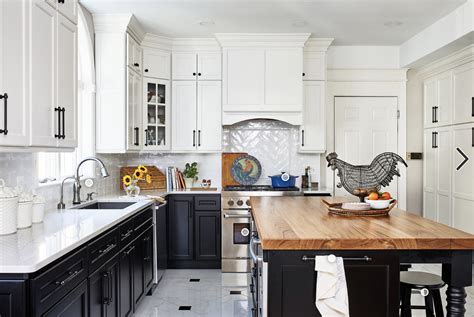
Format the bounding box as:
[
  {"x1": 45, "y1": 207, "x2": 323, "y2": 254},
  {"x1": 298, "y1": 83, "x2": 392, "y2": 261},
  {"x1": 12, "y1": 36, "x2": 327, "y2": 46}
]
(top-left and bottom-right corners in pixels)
[
  {"x1": 125, "y1": 180, "x2": 141, "y2": 197},
  {"x1": 184, "y1": 178, "x2": 194, "y2": 189}
]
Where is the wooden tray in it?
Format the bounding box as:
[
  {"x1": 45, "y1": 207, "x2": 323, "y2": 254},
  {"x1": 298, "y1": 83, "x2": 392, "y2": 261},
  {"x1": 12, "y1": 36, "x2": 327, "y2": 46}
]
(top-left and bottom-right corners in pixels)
[
  {"x1": 120, "y1": 166, "x2": 166, "y2": 190},
  {"x1": 327, "y1": 200, "x2": 397, "y2": 217}
]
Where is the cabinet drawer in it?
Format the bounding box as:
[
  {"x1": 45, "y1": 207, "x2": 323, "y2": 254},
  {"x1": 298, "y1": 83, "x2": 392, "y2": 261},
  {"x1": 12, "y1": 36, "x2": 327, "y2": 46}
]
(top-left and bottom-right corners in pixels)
[
  {"x1": 194, "y1": 195, "x2": 221, "y2": 211},
  {"x1": 30, "y1": 247, "x2": 87, "y2": 316},
  {"x1": 119, "y1": 216, "x2": 135, "y2": 248},
  {"x1": 88, "y1": 228, "x2": 120, "y2": 274},
  {"x1": 134, "y1": 207, "x2": 153, "y2": 231}
]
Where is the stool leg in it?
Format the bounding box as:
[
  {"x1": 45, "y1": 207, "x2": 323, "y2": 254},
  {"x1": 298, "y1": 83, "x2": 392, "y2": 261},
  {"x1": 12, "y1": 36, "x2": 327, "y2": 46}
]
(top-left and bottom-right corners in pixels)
[
  {"x1": 432, "y1": 290, "x2": 444, "y2": 317},
  {"x1": 401, "y1": 286, "x2": 412, "y2": 317},
  {"x1": 425, "y1": 293, "x2": 435, "y2": 317}
]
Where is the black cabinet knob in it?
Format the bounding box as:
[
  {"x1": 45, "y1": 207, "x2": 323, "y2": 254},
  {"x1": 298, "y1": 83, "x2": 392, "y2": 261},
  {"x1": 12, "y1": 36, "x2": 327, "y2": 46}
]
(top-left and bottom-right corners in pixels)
[
  {"x1": 58, "y1": 0, "x2": 65, "y2": 3},
  {"x1": 198, "y1": 73, "x2": 201, "y2": 76},
  {"x1": 192, "y1": 72, "x2": 196, "y2": 76},
  {"x1": 144, "y1": 69, "x2": 149, "y2": 72},
  {"x1": 134, "y1": 63, "x2": 139, "y2": 67},
  {"x1": 302, "y1": 72, "x2": 305, "y2": 76}
]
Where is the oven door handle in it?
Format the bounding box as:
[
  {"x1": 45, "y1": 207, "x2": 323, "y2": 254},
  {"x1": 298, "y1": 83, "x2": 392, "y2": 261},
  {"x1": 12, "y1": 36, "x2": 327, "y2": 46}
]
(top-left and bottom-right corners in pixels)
[
  {"x1": 250, "y1": 236, "x2": 262, "y2": 262},
  {"x1": 223, "y1": 214, "x2": 251, "y2": 219}
]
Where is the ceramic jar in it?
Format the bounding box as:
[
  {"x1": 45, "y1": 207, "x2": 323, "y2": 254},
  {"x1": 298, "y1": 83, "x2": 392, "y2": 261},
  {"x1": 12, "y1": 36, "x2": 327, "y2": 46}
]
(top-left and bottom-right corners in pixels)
[
  {"x1": 0, "y1": 179, "x2": 19, "y2": 235},
  {"x1": 32, "y1": 195, "x2": 46, "y2": 223},
  {"x1": 17, "y1": 191, "x2": 33, "y2": 229}
]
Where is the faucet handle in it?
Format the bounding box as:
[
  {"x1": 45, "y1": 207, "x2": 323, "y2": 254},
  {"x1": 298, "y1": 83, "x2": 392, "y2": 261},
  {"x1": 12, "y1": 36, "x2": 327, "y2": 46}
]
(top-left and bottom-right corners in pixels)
[{"x1": 86, "y1": 192, "x2": 97, "y2": 201}]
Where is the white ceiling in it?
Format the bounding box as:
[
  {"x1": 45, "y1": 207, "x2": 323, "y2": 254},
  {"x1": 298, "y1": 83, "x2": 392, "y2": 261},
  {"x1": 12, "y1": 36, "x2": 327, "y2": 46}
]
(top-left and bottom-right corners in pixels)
[{"x1": 80, "y1": 0, "x2": 467, "y2": 45}]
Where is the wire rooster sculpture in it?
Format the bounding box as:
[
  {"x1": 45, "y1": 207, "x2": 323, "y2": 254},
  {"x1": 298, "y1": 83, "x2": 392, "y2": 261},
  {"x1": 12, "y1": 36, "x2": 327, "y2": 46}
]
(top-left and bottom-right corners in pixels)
[{"x1": 326, "y1": 152, "x2": 408, "y2": 201}]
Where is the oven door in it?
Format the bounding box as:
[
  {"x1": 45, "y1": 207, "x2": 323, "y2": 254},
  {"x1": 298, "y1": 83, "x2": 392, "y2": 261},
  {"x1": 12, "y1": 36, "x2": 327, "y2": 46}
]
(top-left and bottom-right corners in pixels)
[{"x1": 221, "y1": 209, "x2": 251, "y2": 272}]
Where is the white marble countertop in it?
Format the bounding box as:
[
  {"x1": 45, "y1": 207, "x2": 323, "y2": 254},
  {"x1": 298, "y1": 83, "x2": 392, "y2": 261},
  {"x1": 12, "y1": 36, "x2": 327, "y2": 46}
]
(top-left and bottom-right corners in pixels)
[{"x1": 0, "y1": 199, "x2": 153, "y2": 274}]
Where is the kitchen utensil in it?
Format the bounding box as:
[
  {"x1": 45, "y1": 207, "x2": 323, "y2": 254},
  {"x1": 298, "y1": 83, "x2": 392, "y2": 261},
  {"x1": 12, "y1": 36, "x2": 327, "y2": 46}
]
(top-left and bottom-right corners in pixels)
[
  {"x1": 364, "y1": 198, "x2": 394, "y2": 210},
  {"x1": 268, "y1": 172, "x2": 299, "y2": 188},
  {"x1": 341, "y1": 202, "x2": 371, "y2": 211},
  {"x1": 222, "y1": 152, "x2": 247, "y2": 187},
  {"x1": 231, "y1": 154, "x2": 262, "y2": 185}
]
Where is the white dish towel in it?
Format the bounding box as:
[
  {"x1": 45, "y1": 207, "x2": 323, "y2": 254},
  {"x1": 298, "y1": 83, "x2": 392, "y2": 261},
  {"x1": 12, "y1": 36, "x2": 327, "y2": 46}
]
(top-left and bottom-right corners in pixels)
[{"x1": 315, "y1": 255, "x2": 350, "y2": 317}]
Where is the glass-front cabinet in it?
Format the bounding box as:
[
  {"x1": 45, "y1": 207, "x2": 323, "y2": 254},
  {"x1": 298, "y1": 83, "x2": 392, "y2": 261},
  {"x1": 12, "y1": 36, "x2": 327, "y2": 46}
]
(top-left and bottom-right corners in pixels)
[{"x1": 144, "y1": 79, "x2": 170, "y2": 150}]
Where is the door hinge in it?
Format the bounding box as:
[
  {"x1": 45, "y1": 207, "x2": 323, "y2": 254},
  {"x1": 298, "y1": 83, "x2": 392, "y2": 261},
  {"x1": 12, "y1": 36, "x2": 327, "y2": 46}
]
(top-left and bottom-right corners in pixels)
[{"x1": 397, "y1": 110, "x2": 400, "y2": 119}]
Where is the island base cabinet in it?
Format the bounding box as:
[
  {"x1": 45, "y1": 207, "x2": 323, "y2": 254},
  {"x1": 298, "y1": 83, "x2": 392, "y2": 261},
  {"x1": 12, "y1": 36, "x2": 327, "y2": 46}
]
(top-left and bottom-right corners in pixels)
[
  {"x1": 43, "y1": 280, "x2": 88, "y2": 317},
  {"x1": 266, "y1": 251, "x2": 400, "y2": 317},
  {"x1": 133, "y1": 226, "x2": 155, "y2": 307},
  {"x1": 88, "y1": 254, "x2": 120, "y2": 317},
  {"x1": 0, "y1": 280, "x2": 26, "y2": 317},
  {"x1": 119, "y1": 244, "x2": 135, "y2": 317}
]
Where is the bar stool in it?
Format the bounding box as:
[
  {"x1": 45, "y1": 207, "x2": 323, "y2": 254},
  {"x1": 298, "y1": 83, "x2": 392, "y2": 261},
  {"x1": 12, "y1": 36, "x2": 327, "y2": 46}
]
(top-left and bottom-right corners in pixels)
[{"x1": 400, "y1": 271, "x2": 445, "y2": 317}]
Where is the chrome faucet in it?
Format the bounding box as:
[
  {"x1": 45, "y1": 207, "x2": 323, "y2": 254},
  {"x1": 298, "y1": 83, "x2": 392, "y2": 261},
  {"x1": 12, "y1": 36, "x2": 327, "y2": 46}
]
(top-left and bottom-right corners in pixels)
[
  {"x1": 57, "y1": 175, "x2": 75, "y2": 210},
  {"x1": 73, "y1": 157, "x2": 109, "y2": 205}
]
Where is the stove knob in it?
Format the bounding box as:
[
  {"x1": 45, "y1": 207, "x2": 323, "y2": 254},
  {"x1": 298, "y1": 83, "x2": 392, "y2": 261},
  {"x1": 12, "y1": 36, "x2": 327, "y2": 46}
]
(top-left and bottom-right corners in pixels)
[
  {"x1": 227, "y1": 200, "x2": 234, "y2": 206},
  {"x1": 237, "y1": 200, "x2": 244, "y2": 206},
  {"x1": 246, "y1": 199, "x2": 251, "y2": 206}
]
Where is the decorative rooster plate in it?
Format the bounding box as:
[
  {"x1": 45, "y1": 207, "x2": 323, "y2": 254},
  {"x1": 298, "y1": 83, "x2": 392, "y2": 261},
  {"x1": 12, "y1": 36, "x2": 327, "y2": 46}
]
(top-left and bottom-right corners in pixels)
[{"x1": 231, "y1": 155, "x2": 262, "y2": 185}]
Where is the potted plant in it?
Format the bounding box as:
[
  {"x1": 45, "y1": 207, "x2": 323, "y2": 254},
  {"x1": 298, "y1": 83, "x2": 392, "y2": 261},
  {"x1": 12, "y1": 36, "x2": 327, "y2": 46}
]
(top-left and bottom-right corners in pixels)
[{"x1": 183, "y1": 162, "x2": 198, "y2": 188}]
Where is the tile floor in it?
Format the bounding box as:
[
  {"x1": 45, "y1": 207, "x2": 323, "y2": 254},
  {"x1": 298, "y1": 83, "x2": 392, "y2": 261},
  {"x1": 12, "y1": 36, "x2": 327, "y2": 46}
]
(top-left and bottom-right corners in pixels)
[{"x1": 134, "y1": 266, "x2": 473, "y2": 317}]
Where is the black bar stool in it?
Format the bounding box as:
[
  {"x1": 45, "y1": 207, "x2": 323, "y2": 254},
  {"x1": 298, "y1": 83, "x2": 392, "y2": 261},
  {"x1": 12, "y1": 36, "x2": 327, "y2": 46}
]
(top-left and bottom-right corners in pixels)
[{"x1": 400, "y1": 271, "x2": 445, "y2": 317}]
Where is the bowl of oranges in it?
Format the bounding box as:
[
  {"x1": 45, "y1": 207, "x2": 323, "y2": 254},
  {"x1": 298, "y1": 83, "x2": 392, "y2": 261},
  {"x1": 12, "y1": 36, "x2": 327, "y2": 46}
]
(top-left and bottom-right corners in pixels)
[{"x1": 364, "y1": 191, "x2": 393, "y2": 209}]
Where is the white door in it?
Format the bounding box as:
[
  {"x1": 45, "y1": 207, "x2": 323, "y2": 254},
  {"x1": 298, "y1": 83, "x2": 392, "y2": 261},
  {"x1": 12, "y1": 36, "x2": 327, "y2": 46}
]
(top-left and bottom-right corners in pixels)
[
  {"x1": 435, "y1": 126, "x2": 452, "y2": 225},
  {"x1": 303, "y1": 52, "x2": 325, "y2": 81},
  {"x1": 334, "y1": 97, "x2": 399, "y2": 197},
  {"x1": 0, "y1": 0, "x2": 29, "y2": 146},
  {"x1": 300, "y1": 81, "x2": 325, "y2": 152},
  {"x1": 451, "y1": 123, "x2": 474, "y2": 234},
  {"x1": 452, "y1": 62, "x2": 474, "y2": 125},
  {"x1": 423, "y1": 129, "x2": 437, "y2": 221},
  {"x1": 143, "y1": 48, "x2": 170, "y2": 79},
  {"x1": 56, "y1": 0, "x2": 77, "y2": 24},
  {"x1": 57, "y1": 14, "x2": 77, "y2": 148},
  {"x1": 436, "y1": 71, "x2": 452, "y2": 127},
  {"x1": 424, "y1": 77, "x2": 437, "y2": 128},
  {"x1": 172, "y1": 81, "x2": 197, "y2": 151},
  {"x1": 197, "y1": 52, "x2": 221, "y2": 80},
  {"x1": 30, "y1": 1, "x2": 57, "y2": 147},
  {"x1": 127, "y1": 35, "x2": 142, "y2": 73},
  {"x1": 197, "y1": 81, "x2": 222, "y2": 152},
  {"x1": 172, "y1": 52, "x2": 197, "y2": 80}
]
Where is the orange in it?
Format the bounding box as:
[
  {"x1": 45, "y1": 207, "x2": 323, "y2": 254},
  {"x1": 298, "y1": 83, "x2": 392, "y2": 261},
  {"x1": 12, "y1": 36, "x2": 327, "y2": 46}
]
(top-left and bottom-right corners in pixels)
[
  {"x1": 381, "y1": 192, "x2": 391, "y2": 200},
  {"x1": 368, "y1": 192, "x2": 379, "y2": 200}
]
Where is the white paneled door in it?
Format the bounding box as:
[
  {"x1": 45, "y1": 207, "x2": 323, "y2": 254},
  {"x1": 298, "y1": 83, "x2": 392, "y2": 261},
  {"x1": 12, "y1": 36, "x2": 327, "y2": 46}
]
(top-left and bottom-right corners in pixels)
[
  {"x1": 172, "y1": 81, "x2": 197, "y2": 151},
  {"x1": 334, "y1": 97, "x2": 398, "y2": 197}
]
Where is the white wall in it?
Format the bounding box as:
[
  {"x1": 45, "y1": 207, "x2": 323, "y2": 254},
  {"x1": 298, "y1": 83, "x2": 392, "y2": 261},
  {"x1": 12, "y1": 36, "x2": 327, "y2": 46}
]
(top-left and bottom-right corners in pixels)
[{"x1": 327, "y1": 46, "x2": 400, "y2": 69}]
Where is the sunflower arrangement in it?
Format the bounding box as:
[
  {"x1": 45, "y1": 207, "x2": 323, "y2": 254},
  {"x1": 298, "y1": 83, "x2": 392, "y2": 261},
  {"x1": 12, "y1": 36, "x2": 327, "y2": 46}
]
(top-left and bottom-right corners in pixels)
[{"x1": 122, "y1": 165, "x2": 152, "y2": 196}]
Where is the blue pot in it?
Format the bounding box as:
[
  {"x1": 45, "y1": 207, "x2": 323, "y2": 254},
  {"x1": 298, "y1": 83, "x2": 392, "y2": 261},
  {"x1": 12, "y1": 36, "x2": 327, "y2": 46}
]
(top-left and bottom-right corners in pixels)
[{"x1": 268, "y1": 173, "x2": 299, "y2": 188}]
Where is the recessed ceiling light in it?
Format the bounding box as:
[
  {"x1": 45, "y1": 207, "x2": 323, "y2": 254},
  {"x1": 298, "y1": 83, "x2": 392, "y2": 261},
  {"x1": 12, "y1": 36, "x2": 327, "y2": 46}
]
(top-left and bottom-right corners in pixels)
[
  {"x1": 197, "y1": 20, "x2": 215, "y2": 26},
  {"x1": 291, "y1": 20, "x2": 308, "y2": 27},
  {"x1": 384, "y1": 20, "x2": 403, "y2": 28}
]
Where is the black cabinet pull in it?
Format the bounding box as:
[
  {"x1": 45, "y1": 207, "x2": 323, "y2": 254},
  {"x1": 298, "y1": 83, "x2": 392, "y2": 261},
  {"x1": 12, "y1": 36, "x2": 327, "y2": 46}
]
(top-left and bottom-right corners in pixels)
[
  {"x1": 432, "y1": 132, "x2": 434, "y2": 148},
  {"x1": 198, "y1": 130, "x2": 201, "y2": 147},
  {"x1": 301, "y1": 130, "x2": 305, "y2": 147},
  {"x1": 124, "y1": 245, "x2": 135, "y2": 255},
  {"x1": 433, "y1": 132, "x2": 438, "y2": 149},
  {"x1": 144, "y1": 69, "x2": 149, "y2": 73},
  {"x1": 0, "y1": 93, "x2": 8, "y2": 135},
  {"x1": 54, "y1": 107, "x2": 61, "y2": 138},
  {"x1": 302, "y1": 72, "x2": 305, "y2": 77},
  {"x1": 193, "y1": 130, "x2": 196, "y2": 147},
  {"x1": 61, "y1": 107, "x2": 66, "y2": 139},
  {"x1": 192, "y1": 72, "x2": 196, "y2": 76},
  {"x1": 108, "y1": 271, "x2": 113, "y2": 304},
  {"x1": 58, "y1": 0, "x2": 65, "y2": 3},
  {"x1": 433, "y1": 106, "x2": 438, "y2": 123},
  {"x1": 102, "y1": 272, "x2": 110, "y2": 305},
  {"x1": 121, "y1": 229, "x2": 133, "y2": 239},
  {"x1": 134, "y1": 127, "x2": 139, "y2": 146},
  {"x1": 54, "y1": 270, "x2": 79, "y2": 286},
  {"x1": 472, "y1": 127, "x2": 474, "y2": 147},
  {"x1": 198, "y1": 72, "x2": 201, "y2": 76},
  {"x1": 133, "y1": 62, "x2": 139, "y2": 67},
  {"x1": 471, "y1": 97, "x2": 473, "y2": 117},
  {"x1": 144, "y1": 129, "x2": 148, "y2": 146},
  {"x1": 431, "y1": 107, "x2": 435, "y2": 123},
  {"x1": 98, "y1": 243, "x2": 116, "y2": 255}
]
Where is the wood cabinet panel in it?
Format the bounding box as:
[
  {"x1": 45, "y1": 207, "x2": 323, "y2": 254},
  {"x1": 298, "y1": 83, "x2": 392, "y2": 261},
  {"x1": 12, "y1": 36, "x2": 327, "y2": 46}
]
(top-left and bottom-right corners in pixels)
[
  {"x1": 299, "y1": 81, "x2": 325, "y2": 152},
  {"x1": 196, "y1": 81, "x2": 222, "y2": 151},
  {"x1": 171, "y1": 81, "x2": 197, "y2": 151},
  {"x1": 303, "y1": 52, "x2": 325, "y2": 80},
  {"x1": 452, "y1": 62, "x2": 474, "y2": 124},
  {"x1": 119, "y1": 244, "x2": 134, "y2": 317},
  {"x1": 0, "y1": 280, "x2": 26, "y2": 317},
  {"x1": 168, "y1": 195, "x2": 194, "y2": 261},
  {"x1": 42, "y1": 280, "x2": 88, "y2": 317},
  {"x1": 197, "y1": 52, "x2": 221, "y2": 80},
  {"x1": 195, "y1": 211, "x2": 221, "y2": 261},
  {"x1": 143, "y1": 48, "x2": 170, "y2": 79},
  {"x1": 172, "y1": 52, "x2": 197, "y2": 80}
]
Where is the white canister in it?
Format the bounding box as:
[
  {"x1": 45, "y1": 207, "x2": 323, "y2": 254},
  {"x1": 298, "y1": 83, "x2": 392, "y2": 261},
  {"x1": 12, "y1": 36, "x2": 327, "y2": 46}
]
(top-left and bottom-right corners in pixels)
[
  {"x1": 32, "y1": 195, "x2": 46, "y2": 223},
  {"x1": 17, "y1": 191, "x2": 34, "y2": 229},
  {"x1": 0, "y1": 179, "x2": 19, "y2": 235}
]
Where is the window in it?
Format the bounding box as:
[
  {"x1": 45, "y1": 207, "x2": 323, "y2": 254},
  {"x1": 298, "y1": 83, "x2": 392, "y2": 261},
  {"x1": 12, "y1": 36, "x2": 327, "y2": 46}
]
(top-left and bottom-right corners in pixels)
[{"x1": 37, "y1": 6, "x2": 95, "y2": 184}]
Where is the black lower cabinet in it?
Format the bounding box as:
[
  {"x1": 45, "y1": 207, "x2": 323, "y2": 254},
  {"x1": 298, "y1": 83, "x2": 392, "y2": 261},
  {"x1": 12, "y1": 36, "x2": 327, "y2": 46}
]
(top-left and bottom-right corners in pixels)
[
  {"x1": 0, "y1": 280, "x2": 26, "y2": 317},
  {"x1": 143, "y1": 227, "x2": 154, "y2": 291},
  {"x1": 89, "y1": 254, "x2": 120, "y2": 317},
  {"x1": 119, "y1": 244, "x2": 135, "y2": 317},
  {"x1": 133, "y1": 226, "x2": 155, "y2": 307},
  {"x1": 195, "y1": 211, "x2": 221, "y2": 261},
  {"x1": 43, "y1": 280, "x2": 88, "y2": 317},
  {"x1": 168, "y1": 195, "x2": 194, "y2": 261}
]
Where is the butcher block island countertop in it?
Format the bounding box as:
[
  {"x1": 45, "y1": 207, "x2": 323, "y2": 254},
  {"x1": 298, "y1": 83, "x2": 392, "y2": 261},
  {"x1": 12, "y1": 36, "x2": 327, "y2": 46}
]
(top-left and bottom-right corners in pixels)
[{"x1": 250, "y1": 196, "x2": 474, "y2": 250}]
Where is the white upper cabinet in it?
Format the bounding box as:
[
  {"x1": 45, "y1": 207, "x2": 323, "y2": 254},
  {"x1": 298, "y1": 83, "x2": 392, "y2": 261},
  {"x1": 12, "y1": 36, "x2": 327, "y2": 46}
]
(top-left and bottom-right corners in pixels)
[
  {"x1": 424, "y1": 77, "x2": 437, "y2": 128},
  {"x1": 143, "y1": 48, "x2": 170, "y2": 79},
  {"x1": 299, "y1": 81, "x2": 325, "y2": 152},
  {"x1": 127, "y1": 69, "x2": 142, "y2": 151},
  {"x1": 303, "y1": 52, "x2": 325, "y2": 80},
  {"x1": 172, "y1": 52, "x2": 221, "y2": 80},
  {"x1": 171, "y1": 81, "x2": 197, "y2": 151},
  {"x1": 127, "y1": 34, "x2": 142, "y2": 74},
  {"x1": 424, "y1": 70, "x2": 452, "y2": 128},
  {"x1": 0, "y1": 0, "x2": 29, "y2": 147},
  {"x1": 46, "y1": 0, "x2": 77, "y2": 24},
  {"x1": 197, "y1": 81, "x2": 222, "y2": 151},
  {"x1": 143, "y1": 78, "x2": 170, "y2": 150},
  {"x1": 452, "y1": 62, "x2": 474, "y2": 124}
]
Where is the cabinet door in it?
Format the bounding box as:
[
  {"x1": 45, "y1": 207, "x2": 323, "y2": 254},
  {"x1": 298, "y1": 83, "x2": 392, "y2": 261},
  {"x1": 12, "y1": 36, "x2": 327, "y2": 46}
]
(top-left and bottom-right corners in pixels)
[
  {"x1": 119, "y1": 244, "x2": 134, "y2": 317},
  {"x1": 142, "y1": 227, "x2": 154, "y2": 290},
  {"x1": 172, "y1": 81, "x2": 197, "y2": 151},
  {"x1": 423, "y1": 129, "x2": 437, "y2": 221},
  {"x1": 168, "y1": 195, "x2": 194, "y2": 261},
  {"x1": 143, "y1": 48, "x2": 170, "y2": 79},
  {"x1": 127, "y1": 70, "x2": 141, "y2": 151},
  {"x1": 436, "y1": 71, "x2": 452, "y2": 127},
  {"x1": 435, "y1": 126, "x2": 452, "y2": 226},
  {"x1": 133, "y1": 236, "x2": 145, "y2": 306},
  {"x1": 127, "y1": 35, "x2": 141, "y2": 73},
  {"x1": 57, "y1": 14, "x2": 77, "y2": 148},
  {"x1": 223, "y1": 49, "x2": 264, "y2": 110},
  {"x1": 0, "y1": 280, "x2": 26, "y2": 317},
  {"x1": 303, "y1": 52, "x2": 325, "y2": 80},
  {"x1": 172, "y1": 52, "x2": 197, "y2": 80},
  {"x1": 452, "y1": 123, "x2": 474, "y2": 234},
  {"x1": 0, "y1": 0, "x2": 29, "y2": 147},
  {"x1": 43, "y1": 280, "x2": 88, "y2": 317},
  {"x1": 89, "y1": 255, "x2": 120, "y2": 317},
  {"x1": 143, "y1": 79, "x2": 170, "y2": 150},
  {"x1": 30, "y1": 1, "x2": 58, "y2": 147},
  {"x1": 424, "y1": 77, "x2": 437, "y2": 128},
  {"x1": 299, "y1": 81, "x2": 325, "y2": 152},
  {"x1": 452, "y1": 62, "x2": 474, "y2": 125},
  {"x1": 197, "y1": 52, "x2": 222, "y2": 80},
  {"x1": 264, "y1": 49, "x2": 303, "y2": 111},
  {"x1": 194, "y1": 211, "x2": 221, "y2": 261},
  {"x1": 56, "y1": 0, "x2": 77, "y2": 24},
  {"x1": 197, "y1": 81, "x2": 222, "y2": 152}
]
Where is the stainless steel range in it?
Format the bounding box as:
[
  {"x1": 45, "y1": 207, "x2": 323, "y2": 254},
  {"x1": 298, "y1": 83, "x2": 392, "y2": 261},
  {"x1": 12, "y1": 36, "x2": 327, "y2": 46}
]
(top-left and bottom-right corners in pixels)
[{"x1": 221, "y1": 185, "x2": 301, "y2": 273}]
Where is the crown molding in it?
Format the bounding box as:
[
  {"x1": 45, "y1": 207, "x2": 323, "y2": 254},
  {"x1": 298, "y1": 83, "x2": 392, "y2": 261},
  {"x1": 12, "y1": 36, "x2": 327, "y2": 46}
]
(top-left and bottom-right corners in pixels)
[
  {"x1": 327, "y1": 68, "x2": 408, "y2": 82},
  {"x1": 215, "y1": 33, "x2": 311, "y2": 48},
  {"x1": 127, "y1": 15, "x2": 146, "y2": 42},
  {"x1": 417, "y1": 44, "x2": 474, "y2": 79},
  {"x1": 304, "y1": 38, "x2": 334, "y2": 52},
  {"x1": 93, "y1": 14, "x2": 145, "y2": 42},
  {"x1": 141, "y1": 33, "x2": 173, "y2": 50},
  {"x1": 172, "y1": 38, "x2": 221, "y2": 52}
]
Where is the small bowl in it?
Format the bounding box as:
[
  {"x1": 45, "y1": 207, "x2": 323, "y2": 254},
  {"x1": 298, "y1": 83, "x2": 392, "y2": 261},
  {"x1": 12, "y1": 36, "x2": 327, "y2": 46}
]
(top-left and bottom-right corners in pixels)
[{"x1": 364, "y1": 198, "x2": 391, "y2": 209}]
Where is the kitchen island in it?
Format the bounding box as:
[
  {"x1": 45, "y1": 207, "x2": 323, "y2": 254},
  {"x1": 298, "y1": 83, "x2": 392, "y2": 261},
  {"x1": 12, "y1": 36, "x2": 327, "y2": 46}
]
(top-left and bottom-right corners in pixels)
[{"x1": 250, "y1": 196, "x2": 474, "y2": 317}]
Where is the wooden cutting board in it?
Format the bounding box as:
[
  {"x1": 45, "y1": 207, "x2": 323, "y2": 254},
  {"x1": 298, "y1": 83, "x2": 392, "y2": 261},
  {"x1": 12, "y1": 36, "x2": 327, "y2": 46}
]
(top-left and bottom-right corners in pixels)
[
  {"x1": 120, "y1": 166, "x2": 166, "y2": 190},
  {"x1": 222, "y1": 152, "x2": 247, "y2": 187},
  {"x1": 322, "y1": 196, "x2": 358, "y2": 207}
]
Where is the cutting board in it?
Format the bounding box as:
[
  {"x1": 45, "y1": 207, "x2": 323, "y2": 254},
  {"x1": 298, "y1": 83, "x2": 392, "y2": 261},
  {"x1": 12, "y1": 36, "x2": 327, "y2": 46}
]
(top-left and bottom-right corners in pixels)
[
  {"x1": 322, "y1": 196, "x2": 358, "y2": 207},
  {"x1": 222, "y1": 152, "x2": 247, "y2": 187},
  {"x1": 120, "y1": 166, "x2": 166, "y2": 190}
]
